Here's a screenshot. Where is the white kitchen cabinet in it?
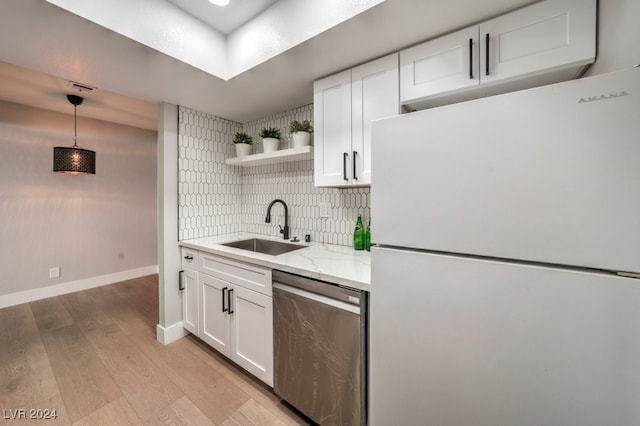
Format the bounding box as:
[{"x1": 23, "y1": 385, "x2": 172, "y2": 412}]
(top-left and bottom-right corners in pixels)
[
  {"x1": 180, "y1": 248, "x2": 199, "y2": 335},
  {"x1": 200, "y1": 273, "x2": 231, "y2": 355},
  {"x1": 313, "y1": 69, "x2": 352, "y2": 187},
  {"x1": 182, "y1": 249, "x2": 274, "y2": 386},
  {"x1": 480, "y1": 0, "x2": 595, "y2": 85},
  {"x1": 314, "y1": 53, "x2": 399, "y2": 187},
  {"x1": 400, "y1": 26, "x2": 479, "y2": 103},
  {"x1": 400, "y1": 0, "x2": 596, "y2": 108},
  {"x1": 229, "y1": 284, "x2": 273, "y2": 385},
  {"x1": 200, "y1": 271, "x2": 274, "y2": 386}
]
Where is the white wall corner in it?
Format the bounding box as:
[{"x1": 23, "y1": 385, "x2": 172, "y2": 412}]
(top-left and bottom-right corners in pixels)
[
  {"x1": 156, "y1": 321, "x2": 188, "y2": 345},
  {"x1": 157, "y1": 102, "x2": 182, "y2": 339}
]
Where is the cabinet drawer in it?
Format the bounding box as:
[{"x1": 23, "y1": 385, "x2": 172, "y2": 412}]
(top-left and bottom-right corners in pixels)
[
  {"x1": 181, "y1": 248, "x2": 199, "y2": 270},
  {"x1": 200, "y1": 253, "x2": 272, "y2": 296}
]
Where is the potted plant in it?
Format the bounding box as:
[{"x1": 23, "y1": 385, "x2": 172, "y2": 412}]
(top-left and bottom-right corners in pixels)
[
  {"x1": 288, "y1": 120, "x2": 314, "y2": 148},
  {"x1": 233, "y1": 132, "x2": 253, "y2": 157},
  {"x1": 259, "y1": 126, "x2": 282, "y2": 153}
]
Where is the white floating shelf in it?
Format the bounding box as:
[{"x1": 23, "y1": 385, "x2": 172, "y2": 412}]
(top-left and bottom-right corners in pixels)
[{"x1": 225, "y1": 145, "x2": 313, "y2": 167}]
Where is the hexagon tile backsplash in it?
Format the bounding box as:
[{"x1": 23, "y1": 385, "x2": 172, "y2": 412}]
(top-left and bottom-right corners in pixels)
[{"x1": 178, "y1": 105, "x2": 370, "y2": 247}]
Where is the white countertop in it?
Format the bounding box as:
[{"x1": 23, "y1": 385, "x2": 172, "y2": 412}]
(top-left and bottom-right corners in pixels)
[{"x1": 179, "y1": 233, "x2": 371, "y2": 291}]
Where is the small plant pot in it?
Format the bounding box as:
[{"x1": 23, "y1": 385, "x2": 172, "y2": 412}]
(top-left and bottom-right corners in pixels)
[
  {"x1": 263, "y1": 137, "x2": 280, "y2": 153},
  {"x1": 292, "y1": 131, "x2": 311, "y2": 148},
  {"x1": 235, "y1": 143, "x2": 251, "y2": 157}
]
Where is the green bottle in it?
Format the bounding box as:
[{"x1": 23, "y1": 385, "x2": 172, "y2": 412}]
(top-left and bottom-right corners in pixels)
[
  {"x1": 353, "y1": 214, "x2": 365, "y2": 250},
  {"x1": 364, "y1": 218, "x2": 371, "y2": 251}
]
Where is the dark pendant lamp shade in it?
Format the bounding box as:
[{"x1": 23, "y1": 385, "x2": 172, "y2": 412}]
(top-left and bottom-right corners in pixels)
[
  {"x1": 53, "y1": 94, "x2": 96, "y2": 175},
  {"x1": 53, "y1": 146, "x2": 96, "y2": 174}
]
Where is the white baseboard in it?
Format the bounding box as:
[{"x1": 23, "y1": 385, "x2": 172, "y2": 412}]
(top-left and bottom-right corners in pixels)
[
  {"x1": 0, "y1": 265, "x2": 159, "y2": 309},
  {"x1": 156, "y1": 321, "x2": 187, "y2": 345}
]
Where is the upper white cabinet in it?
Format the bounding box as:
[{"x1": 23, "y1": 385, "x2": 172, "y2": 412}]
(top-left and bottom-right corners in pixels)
[
  {"x1": 400, "y1": 0, "x2": 596, "y2": 108},
  {"x1": 480, "y1": 0, "x2": 596, "y2": 84},
  {"x1": 314, "y1": 53, "x2": 399, "y2": 187},
  {"x1": 314, "y1": 69, "x2": 354, "y2": 187},
  {"x1": 400, "y1": 26, "x2": 479, "y2": 103}
]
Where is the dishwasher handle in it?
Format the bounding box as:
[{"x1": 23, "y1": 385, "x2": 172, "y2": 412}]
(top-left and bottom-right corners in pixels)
[
  {"x1": 274, "y1": 282, "x2": 361, "y2": 315},
  {"x1": 272, "y1": 270, "x2": 363, "y2": 305}
]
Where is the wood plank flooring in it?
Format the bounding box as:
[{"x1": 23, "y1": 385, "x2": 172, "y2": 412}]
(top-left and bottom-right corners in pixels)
[{"x1": 0, "y1": 275, "x2": 311, "y2": 425}]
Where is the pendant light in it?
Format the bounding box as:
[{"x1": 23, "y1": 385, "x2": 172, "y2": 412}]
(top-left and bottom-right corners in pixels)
[{"x1": 53, "y1": 94, "x2": 96, "y2": 175}]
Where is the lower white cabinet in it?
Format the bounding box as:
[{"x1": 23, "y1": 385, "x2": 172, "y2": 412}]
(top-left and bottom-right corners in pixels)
[
  {"x1": 180, "y1": 248, "x2": 274, "y2": 386},
  {"x1": 181, "y1": 267, "x2": 199, "y2": 335},
  {"x1": 228, "y1": 284, "x2": 273, "y2": 385},
  {"x1": 200, "y1": 273, "x2": 231, "y2": 354},
  {"x1": 180, "y1": 248, "x2": 199, "y2": 336}
]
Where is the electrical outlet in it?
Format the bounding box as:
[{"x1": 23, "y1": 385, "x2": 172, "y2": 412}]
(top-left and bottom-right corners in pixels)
[
  {"x1": 49, "y1": 267, "x2": 60, "y2": 279},
  {"x1": 319, "y1": 203, "x2": 331, "y2": 218}
]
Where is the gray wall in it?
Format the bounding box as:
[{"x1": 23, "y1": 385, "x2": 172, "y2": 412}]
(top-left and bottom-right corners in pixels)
[{"x1": 0, "y1": 100, "x2": 157, "y2": 297}]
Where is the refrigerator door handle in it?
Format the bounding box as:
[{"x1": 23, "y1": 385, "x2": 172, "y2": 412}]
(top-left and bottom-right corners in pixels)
[
  {"x1": 617, "y1": 271, "x2": 640, "y2": 279},
  {"x1": 469, "y1": 38, "x2": 474, "y2": 79},
  {"x1": 485, "y1": 33, "x2": 490, "y2": 76}
]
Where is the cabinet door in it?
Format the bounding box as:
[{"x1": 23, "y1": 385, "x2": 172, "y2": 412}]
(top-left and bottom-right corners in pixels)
[
  {"x1": 480, "y1": 0, "x2": 596, "y2": 85},
  {"x1": 400, "y1": 26, "x2": 479, "y2": 105},
  {"x1": 352, "y1": 53, "x2": 399, "y2": 186},
  {"x1": 200, "y1": 274, "x2": 231, "y2": 356},
  {"x1": 230, "y1": 285, "x2": 274, "y2": 386},
  {"x1": 314, "y1": 70, "x2": 352, "y2": 187},
  {"x1": 181, "y1": 268, "x2": 199, "y2": 335}
]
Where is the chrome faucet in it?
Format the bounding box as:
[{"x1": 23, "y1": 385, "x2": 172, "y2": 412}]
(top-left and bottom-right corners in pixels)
[{"x1": 265, "y1": 199, "x2": 290, "y2": 240}]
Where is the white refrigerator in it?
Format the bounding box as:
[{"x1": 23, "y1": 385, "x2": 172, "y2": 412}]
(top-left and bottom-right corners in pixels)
[{"x1": 370, "y1": 68, "x2": 640, "y2": 426}]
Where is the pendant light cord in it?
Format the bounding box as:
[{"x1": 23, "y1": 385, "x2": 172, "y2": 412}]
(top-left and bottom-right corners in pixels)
[{"x1": 73, "y1": 103, "x2": 78, "y2": 148}]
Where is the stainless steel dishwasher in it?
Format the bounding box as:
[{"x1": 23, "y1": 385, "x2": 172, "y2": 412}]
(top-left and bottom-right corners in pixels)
[{"x1": 273, "y1": 270, "x2": 368, "y2": 426}]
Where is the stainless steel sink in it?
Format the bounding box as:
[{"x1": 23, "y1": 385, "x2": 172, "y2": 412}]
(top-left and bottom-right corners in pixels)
[{"x1": 222, "y1": 238, "x2": 306, "y2": 256}]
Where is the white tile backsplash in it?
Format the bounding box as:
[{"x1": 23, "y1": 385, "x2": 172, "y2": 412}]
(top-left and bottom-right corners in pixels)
[
  {"x1": 178, "y1": 104, "x2": 370, "y2": 247},
  {"x1": 178, "y1": 106, "x2": 243, "y2": 240}
]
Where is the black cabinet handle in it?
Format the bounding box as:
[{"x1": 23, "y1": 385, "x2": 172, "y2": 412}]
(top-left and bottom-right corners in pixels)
[
  {"x1": 228, "y1": 288, "x2": 234, "y2": 314},
  {"x1": 184, "y1": 255, "x2": 193, "y2": 261},
  {"x1": 353, "y1": 151, "x2": 358, "y2": 181},
  {"x1": 469, "y1": 38, "x2": 473, "y2": 79},
  {"x1": 179, "y1": 270, "x2": 185, "y2": 291},
  {"x1": 343, "y1": 152, "x2": 349, "y2": 181},
  {"x1": 485, "y1": 33, "x2": 490, "y2": 76},
  {"x1": 222, "y1": 287, "x2": 228, "y2": 312}
]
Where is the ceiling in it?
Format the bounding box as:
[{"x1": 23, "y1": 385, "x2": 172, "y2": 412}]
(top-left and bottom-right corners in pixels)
[
  {"x1": 0, "y1": 0, "x2": 536, "y2": 131},
  {"x1": 167, "y1": 0, "x2": 278, "y2": 35}
]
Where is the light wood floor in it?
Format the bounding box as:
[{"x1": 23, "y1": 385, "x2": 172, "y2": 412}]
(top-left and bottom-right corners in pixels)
[{"x1": 0, "y1": 275, "x2": 311, "y2": 425}]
